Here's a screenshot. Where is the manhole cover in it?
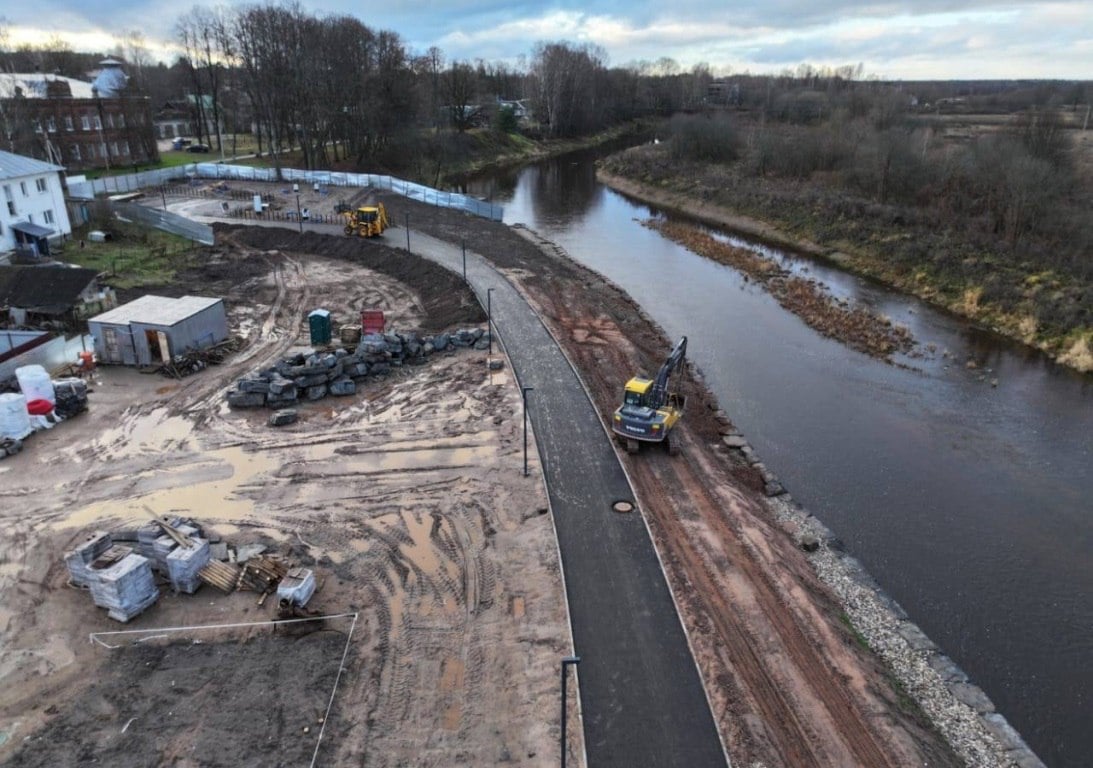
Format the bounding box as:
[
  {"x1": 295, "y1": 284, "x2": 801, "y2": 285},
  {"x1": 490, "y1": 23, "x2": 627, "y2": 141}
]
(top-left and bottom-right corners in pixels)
[{"x1": 612, "y1": 500, "x2": 635, "y2": 514}]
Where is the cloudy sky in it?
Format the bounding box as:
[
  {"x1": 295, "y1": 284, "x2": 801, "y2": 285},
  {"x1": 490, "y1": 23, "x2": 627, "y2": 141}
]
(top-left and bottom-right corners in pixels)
[{"x1": 3, "y1": 0, "x2": 1091, "y2": 79}]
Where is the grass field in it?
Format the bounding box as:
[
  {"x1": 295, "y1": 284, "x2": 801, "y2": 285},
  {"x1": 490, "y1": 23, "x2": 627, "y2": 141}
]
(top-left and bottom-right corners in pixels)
[{"x1": 61, "y1": 223, "x2": 199, "y2": 290}]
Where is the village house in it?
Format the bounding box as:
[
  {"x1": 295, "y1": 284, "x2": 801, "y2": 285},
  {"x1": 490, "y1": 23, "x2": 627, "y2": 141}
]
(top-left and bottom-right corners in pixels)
[{"x1": 0, "y1": 151, "x2": 73, "y2": 258}]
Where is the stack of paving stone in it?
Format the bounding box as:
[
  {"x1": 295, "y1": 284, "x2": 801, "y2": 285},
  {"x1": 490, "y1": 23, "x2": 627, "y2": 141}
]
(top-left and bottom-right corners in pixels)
[
  {"x1": 87, "y1": 546, "x2": 159, "y2": 622},
  {"x1": 64, "y1": 531, "x2": 113, "y2": 587},
  {"x1": 226, "y1": 327, "x2": 487, "y2": 410},
  {"x1": 166, "y1": 538, "x2": 211, "y2": 594},
  {"x1": 52, "y1": 378, "x2": 89, "y2": 418},
  {"x1": 136, "y1": 518, "x2": 203, "y2": 572}
]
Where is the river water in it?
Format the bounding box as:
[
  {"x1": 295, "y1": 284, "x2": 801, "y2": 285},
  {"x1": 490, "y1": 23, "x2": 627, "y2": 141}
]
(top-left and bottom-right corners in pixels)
[{"x1": 460, "y1": 146, "x2": 1092, "y2": 767}]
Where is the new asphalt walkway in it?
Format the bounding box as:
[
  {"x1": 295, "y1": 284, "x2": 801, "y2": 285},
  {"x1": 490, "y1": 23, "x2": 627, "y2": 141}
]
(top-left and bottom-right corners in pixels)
[{"x1": 404, "y1": 228, "x2": 729, "y2": 767}]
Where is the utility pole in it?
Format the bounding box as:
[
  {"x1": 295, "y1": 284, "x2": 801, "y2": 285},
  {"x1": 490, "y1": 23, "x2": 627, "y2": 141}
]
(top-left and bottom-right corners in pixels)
[
  {"x1": 560, "y1": 656, "x2": 581, "y2": 768},
  {"x1": 522, "y1": 385, "x2": 534, "y2": 477},
  {"x1": 486, "y1": 288, "x2": 495, "y2": 354}
]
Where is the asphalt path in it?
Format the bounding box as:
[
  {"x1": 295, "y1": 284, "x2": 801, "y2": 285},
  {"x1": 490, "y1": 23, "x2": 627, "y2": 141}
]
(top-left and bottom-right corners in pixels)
[
  {"x1": 404, "y1": 227, "x2": 729, "y2": 768},
  {"x1": 178, "y1": 213, "x2": 729, "y2": 767}
]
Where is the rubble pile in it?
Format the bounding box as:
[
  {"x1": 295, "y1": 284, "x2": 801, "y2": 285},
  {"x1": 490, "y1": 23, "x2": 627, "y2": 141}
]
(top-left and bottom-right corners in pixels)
[{"x1": 226, "y1": 327, "x2": 488, "y2": 410}]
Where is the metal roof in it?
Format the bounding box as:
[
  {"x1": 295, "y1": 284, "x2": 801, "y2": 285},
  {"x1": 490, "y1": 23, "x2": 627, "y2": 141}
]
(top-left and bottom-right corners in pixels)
[
  {"x1": 0, "y1": 72, "x2": 96, "y2": 99},
  {"x1": 89, "y1": 295, "x2": 223, "y2": 327},
  {"x1": 10, "y1": 221, "x2": 54, "y2": 238},
  {"x1": 0, "y1": 150, "x2": 64, "y2": 180}
]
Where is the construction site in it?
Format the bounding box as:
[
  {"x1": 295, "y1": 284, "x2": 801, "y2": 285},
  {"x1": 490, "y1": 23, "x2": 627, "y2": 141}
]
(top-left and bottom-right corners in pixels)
[{"x1": 0, "y1": 179, "x2": 1037, "y2": 767}]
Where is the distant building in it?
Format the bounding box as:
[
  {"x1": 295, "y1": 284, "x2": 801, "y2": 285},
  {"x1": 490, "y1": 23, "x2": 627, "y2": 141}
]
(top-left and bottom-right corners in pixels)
[
  {"x1": 0, "y1": 151, "x2": 72, "y2": 257},
  {"x1": 0, "y1": 69, "x2": 158, "y2": 172},
  {"x1": 88, "y1": 295, "x2": 227, "y2": 366}
]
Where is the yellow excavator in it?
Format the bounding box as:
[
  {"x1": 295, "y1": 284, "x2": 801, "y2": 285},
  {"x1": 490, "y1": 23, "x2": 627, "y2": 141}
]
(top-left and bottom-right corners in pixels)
[
  {"x1": 343, "y1": 203, "x2": 389, "y2": 238},
  {"x1": 612, "y1": 336, "x2": 687, "y2": 455}
]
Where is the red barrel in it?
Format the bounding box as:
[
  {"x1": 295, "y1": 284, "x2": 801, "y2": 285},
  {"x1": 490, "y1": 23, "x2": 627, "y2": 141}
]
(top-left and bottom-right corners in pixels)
[{"x1": 26, "y1": 398, "x2": 54, "y2": 416}]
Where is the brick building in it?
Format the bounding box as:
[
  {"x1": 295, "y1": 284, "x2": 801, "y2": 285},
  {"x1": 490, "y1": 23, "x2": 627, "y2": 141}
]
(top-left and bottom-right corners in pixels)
[{"x1": 0, "y1": 71, "x2": 159, "y2": 172}]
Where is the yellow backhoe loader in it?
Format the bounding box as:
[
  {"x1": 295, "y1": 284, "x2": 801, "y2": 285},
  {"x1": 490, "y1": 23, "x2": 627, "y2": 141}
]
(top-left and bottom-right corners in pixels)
[{"x1": 343, "y1": 203, "x2": 389, "y2": 238}]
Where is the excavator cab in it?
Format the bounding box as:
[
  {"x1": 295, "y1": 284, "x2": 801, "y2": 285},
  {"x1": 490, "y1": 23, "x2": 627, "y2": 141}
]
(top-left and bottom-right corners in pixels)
[{"x1": 622, "y1": 377, "x2": 654, "y2": 410}]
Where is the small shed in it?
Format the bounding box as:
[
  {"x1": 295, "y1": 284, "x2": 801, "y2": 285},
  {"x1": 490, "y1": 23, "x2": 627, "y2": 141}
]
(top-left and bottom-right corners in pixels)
[{"x1": 88, "y1": 295, "x2": 227, "y2": 366}]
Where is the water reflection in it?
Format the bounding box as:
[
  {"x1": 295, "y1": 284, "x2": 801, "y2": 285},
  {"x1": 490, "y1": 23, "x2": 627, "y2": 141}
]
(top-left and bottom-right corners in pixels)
[{"x1": 469, "y1": 146, "x2": 1092, "y2": 768}]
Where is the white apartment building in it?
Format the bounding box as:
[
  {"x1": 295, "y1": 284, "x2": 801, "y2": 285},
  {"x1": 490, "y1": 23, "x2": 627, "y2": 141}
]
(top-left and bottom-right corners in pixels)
[{"x1": 0, "y1": 150, "x2": 72, "y2": 257}]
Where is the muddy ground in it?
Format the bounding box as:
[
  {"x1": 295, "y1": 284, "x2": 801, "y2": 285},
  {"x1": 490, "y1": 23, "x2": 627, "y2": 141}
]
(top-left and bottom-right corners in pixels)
[
  {"x1": 0, "y1": 236, "x2": 568, "y2": 766},
  {"x1": 2, "y1": 177, "x2": 965, "y2": 768}
]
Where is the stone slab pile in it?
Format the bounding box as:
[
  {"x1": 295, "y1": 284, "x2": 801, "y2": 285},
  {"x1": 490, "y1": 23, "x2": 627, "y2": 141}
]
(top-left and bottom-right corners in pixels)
[
  {"x1": 227, "y1": 327, "x2": 487, "y2": 410},
  {"x1": 166, "y1": 538, "x2": 212, "y2": 594},
  {"x1": 86, "y1": 546, "x2": 160, "y2": 623},
  {"x1": 64, "y1": 531, "x2": 114, "y2": 587}
]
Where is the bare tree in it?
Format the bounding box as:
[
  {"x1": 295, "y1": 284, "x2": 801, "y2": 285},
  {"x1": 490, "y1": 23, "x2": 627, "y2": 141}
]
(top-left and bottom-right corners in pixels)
[{"x1": 443, "y1": 61, "x2": 478, "y2": 131}]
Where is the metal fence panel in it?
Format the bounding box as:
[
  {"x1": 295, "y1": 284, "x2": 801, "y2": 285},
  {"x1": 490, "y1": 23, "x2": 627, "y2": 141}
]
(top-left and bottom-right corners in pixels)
[{"x1": 74, "y1": 162, "x2": 502, "y2": 220}]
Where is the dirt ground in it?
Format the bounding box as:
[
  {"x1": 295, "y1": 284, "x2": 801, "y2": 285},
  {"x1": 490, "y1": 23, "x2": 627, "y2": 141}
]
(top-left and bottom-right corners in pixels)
[
  {"x1": 0, "y1": 236, "x2": 569, "y2": 766},
  {"x1": 2, "y1": 177, "x2": 962, "y2": 768}
]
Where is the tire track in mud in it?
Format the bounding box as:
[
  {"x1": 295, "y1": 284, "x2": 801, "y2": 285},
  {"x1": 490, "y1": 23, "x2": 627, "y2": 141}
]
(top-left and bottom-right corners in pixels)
[{"x1": 633, "y1": 439, "x2": 899, "y2": 767}]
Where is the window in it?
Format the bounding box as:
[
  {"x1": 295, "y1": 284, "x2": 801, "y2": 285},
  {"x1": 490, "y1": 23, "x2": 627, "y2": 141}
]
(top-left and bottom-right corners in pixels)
[
  {"x1": 70, "y1": 145, "x2": 82, "y2": 161},
  {"x1": 122, "y1": 142, "x2": 130, "y2": 156},
  {"x1": 33, "y1": 119, "x2": 42, "y2": 133},
  {"x1": 87, "y1": 144, "x2": 96, "y2": 159},
  {"x1": 36, "y1": 178, "x2": 48, "y2": 193},
  {"x1": 93, "y1": 115, "x2": 102, "y2": 130},
  {"x1": 100, "y1": 142, "x2": 107, "y2": 158},
  {"x1": 65, "y1": 115, "x2": 74, "y2": 131},
  {"x1": 106, "y1": 114, "x2": 114, "y2": 129},
  {"x1": 81, "y1": 115, "x2": 90, "y2": 130},
  {"x1": 20, "y1": 181, "x2": 28, "y2": 196},
  {"x1": 43, "y1": 209, "x2": 55, "y2": 225},
  {"x1": 27, "y1": 213, "x2": 33, "y2": 223},
  {"x1": 47, "y1": 117, "x2": 56, "y2": 132},
  {"x1": 110, "y1": 141, "x2": 119, "y2": 157},
  {"x1": 118, "y1": 114, "x2": 125, "y2": 129}
]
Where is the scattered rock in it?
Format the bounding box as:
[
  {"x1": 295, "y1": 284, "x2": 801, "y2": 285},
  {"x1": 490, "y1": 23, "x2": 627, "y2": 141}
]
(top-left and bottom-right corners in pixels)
[
  {"x1": 722, "y1": 434, "x2": 747, "y2": 449},
  {"x1": 269, "y1": 409, "x2": 298, "y2": 427},
  {"x1": 799, "y1": 534, "x2": 820, "y2": 552}
]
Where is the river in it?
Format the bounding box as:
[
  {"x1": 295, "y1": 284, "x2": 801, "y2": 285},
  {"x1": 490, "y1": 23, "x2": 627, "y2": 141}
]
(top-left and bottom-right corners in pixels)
[{"x1": 459, "y1": 145, "x2": 1092, "y2": 768}]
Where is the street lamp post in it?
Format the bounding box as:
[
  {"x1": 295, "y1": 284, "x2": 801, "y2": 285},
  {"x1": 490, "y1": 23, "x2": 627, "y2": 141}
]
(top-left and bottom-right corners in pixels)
[
  {"x1": 405, "y1": 211, "x2": 411, "y2": 253},
  {"x1": 295, "y1": 193, "x2": 303, "y2": 233},
  {"x1": 522, "y1": 385, "x2": 534, "y2": 477},
  {"x1": 560, "y1": 655, "x2": 581, "y2": 768},
  {"x1": 462, "y1": 238, "x2": 467, "y2": 281},
  {"x1": 486, "y1": 288, "x2": 495, "y2": 354}
]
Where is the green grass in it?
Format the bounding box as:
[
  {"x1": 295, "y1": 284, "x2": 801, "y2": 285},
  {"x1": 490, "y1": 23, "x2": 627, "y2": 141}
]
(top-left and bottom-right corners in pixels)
[{"x1": 62, "y1": 224, "x2": 198, "y2": 290}]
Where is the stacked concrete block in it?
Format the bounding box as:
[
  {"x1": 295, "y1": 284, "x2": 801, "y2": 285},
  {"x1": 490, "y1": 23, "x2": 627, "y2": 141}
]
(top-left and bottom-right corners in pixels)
[
  {"x1": 166, "y1": 538, "x2": 211, "y2": 594},
  {"x1": 64, "y1": 531, "x2": 113, "y2": 587},
  {"x1": 88, "y1": 551, "x2": 159, "y2": 623},
  {"x1": 137, "y1": 519, "x2": 202, "y2": 572},
  {"x1": 226, "y1": 326, "x2": 485, "y2": 412}
]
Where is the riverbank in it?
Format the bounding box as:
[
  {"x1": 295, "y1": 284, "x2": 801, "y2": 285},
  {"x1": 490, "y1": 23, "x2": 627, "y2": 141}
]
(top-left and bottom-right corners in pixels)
[{"x1": 596, "y1": 165, "x2": 1092, "y2": 374}]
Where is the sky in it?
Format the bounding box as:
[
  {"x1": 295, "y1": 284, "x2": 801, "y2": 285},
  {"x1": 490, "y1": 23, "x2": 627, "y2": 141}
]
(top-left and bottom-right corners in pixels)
[{"x1": 2, "y1": 0, "x2": 1091, "y2": 80}]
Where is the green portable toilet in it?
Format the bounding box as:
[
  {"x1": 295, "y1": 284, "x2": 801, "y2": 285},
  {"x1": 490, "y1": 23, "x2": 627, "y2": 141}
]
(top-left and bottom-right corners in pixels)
[{"x1": 308, "y1": 309, "x2": 332, "y2": 345}]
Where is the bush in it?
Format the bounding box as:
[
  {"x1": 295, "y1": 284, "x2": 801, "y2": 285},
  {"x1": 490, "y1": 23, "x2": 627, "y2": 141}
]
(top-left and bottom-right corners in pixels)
[{"x1": 669, "y1": 113, "x2": 739, "y2": 164}]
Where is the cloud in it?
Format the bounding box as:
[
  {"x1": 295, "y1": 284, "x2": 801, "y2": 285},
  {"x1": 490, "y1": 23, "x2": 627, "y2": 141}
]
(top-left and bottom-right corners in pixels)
[{"x1": 3, "y1": 0, "x2": 1091, "y2": 78}]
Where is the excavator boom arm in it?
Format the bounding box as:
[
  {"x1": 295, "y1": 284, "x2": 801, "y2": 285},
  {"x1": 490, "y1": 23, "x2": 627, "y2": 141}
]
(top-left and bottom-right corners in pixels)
[{"x1": 650, "y1": 336, "x2": 687, "y2": 408}]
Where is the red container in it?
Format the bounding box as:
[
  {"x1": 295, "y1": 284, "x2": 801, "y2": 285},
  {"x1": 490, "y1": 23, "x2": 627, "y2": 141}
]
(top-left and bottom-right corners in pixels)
[
  {"x1": 26, "y1": 398, "x2": 54, "y2": 416},
  {"x1": 361, "y1": 310, "x2": 386, "y2": 334}
]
